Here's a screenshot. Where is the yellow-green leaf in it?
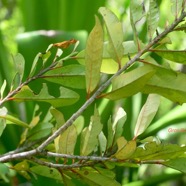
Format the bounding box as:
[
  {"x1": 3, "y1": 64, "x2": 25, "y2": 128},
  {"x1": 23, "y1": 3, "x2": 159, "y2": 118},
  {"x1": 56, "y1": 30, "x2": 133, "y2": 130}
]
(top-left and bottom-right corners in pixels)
[
  {"x1": 99, "y1": 7, "x2": 124, "y2": 68},
  {"x1": 85, "y1": 16, "x2": 103, "y2": 95}
]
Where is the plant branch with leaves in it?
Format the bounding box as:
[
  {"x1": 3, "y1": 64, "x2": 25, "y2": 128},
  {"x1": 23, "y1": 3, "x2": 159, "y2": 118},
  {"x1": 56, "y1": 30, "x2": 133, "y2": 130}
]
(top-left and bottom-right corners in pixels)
[{"x1": 0, "y1": 1, "x2": 186, "y2": 185}]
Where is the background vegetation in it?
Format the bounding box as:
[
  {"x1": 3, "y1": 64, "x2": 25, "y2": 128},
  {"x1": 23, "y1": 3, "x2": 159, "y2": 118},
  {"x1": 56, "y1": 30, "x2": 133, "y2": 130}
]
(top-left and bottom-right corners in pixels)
[{"x1": 0, "y1": 0, "x2": 186, "y2": 185}]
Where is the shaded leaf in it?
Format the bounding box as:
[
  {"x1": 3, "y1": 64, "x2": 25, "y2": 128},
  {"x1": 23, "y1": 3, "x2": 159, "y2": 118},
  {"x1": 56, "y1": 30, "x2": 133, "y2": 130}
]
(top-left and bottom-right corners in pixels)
[
  {"x1": 85, "y1": 16, "x2": 103, "y2": 95},
  {"x1": 58, "y1": 125, "x2": 77, "y2": 155},
  {"x1": 99, "y1": 7, "x2": 124, "y2": 68},
  {"x1": 147, "y1": 0, "x2": 159, "y2": 40},
  {"x1": 44, "y1": 64, "x2": 85, "y2": 89},
  {"x1": 101, "y1": 65, "x2": 155, "y2": 100},
  {"x1": 114, "y1": 137, "x2": 136, "y2": 160},
  {"x1": 30, "y1": 165, "x2": 62, "y2": 181},
  {"x1": 98, "y1": 131, "x2": 107, "y2": 155},
  {"x1": 29, "y1": 52, "x2": 41, "y2": 76},
  {"x1": 151, "y1": 49, "x2": 186, "y2": 64},
  {"x1": 76, "y1": 168, "x2": 120, "y2": 186},
  {"x1": 131, "y1": 142, "x2": 186, "y2": 161},
  {"x1": 12, "y1": 84, "x2": 79, "y2": 107},
  {"x1": 134, "y1": 94, "x2": 160, "y2": 138},
  {"x1": 12, "y1": 53, "x2": 25, "y2": 82},
  {"x1": 142, "y1": 63, "x2": 186, "y2": 104},
  {"x1": 162, "y1": 157, "x2": 186, "y2": 173},
  {"x1": 80, "y1": 107, "x2": 103, "y2": 156}
]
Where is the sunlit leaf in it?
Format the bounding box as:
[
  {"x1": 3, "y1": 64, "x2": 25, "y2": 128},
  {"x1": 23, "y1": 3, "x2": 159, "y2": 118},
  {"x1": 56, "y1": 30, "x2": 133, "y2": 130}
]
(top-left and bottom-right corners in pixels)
[
  {"x1": 106, "y1": 117, "x2": 114, "y2": 150},
  {"x1": 147, "y1": 0, "x2": 159, "y2": 40},
  {"x1": 131, "y1": 142, "x2": 186, "y2": 161},
  {"x1": 80, "y1": 106, "x2": 103, "y2": 156},
  {"x1": 134, "y1": 94, "x2": 160, "y2": 138},
  {"x1": 0, "y1": 80, "x2": 7, "y2": 99},
  {"x1": 31, "y1": 165, "x2": 62, "y2": 181},
  {"x1": 12, "y1": 53, "x2": 25, "y2": 82},
  {"x1": 151, "y1": 49, "x2": 186, "y2": 64},
  {"x1": 12, "y1": 84, "x2": 79, "y2": 107},
  {"x1": 99, "y1": 7, "x2": 124, "y2": 68},
  {"x1": 85, "y1": 16, "x2": 103, "y2": 95},
  {"x1": 130, "y1": 0, "x2": 146, "y2": 49},
  {"x1": 0, "y1": 107, "x2": 7, "y2": 136},
  {"x1": 171, "y1": 0, "x2": 183, "y2": 19},
  {"x1": 174, "y1": 22, "x2": 186, "y2": 32},
  {"x1": 73, "y1": 116, "x2": 84, "y2": 135},
  {"x1": 44, "y1": 64, "x2": 85, "y2": 89},
  {"x1": 76, "y1": 168, "x2": 120, "y2": 186},
  {"x1": 142, "y1": 63, "x2": 186, "y2": 104},
  {"x1": 114, "y1": 137, "x2": 136, "y2": 160},
  {"x1": 101, "y1": 65, "x2": 155, "y2": 100},
  {"x1": 29, "y1": 52, "x2": 41, "y2": 76},
  {"x1": 162, "y1": 157, "x2": 186, "y2": 173},
  {"x1": 58, "y1": 125, "x2": 77, "y2": 155},
  {"x1": 98, "y1": 131, "x2": 107, "y2": 155}
]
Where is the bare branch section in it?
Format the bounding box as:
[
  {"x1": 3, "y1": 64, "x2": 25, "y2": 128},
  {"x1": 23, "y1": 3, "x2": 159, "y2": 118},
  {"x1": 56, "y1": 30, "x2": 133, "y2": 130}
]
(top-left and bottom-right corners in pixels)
[{"x1": 0, "y1": 11, "x2": 186, "y2": 164}]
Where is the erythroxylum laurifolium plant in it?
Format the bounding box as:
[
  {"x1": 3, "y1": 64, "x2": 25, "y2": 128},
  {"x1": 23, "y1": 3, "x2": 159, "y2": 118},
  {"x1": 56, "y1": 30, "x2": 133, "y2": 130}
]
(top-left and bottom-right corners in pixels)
[{"x1": 0, "y1": 1, "x2": 186, "y2": 185}]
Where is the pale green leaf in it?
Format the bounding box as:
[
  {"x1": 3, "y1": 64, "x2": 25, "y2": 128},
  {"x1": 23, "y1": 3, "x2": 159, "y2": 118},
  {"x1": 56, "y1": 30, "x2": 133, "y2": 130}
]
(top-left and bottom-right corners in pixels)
[
  {"x1": 130, "y1": 0, "x2": 146, "y2": 49},
  {"x1": 147, "y1": 0, "x2": 159, "y2": 40},
  {"x1": 98, "y1": 131, "x2": 107, "y2": 155},
  {"x1": 30, "y1": 165, "x2": 62, "y2": 181},
  {"x1": 85, "y1": 16, "x2": 103, "y2": 95},
  {"x1": 44, "y1": 64, "x2": 85, "y2": 89},
  {"x1": 114, "y1": 138, "x2": 136, "y2": 160},
  {"x1": 106, "y1": 117, "x2": 114, "y2": 150},
  {"x1": 174, "y1": 22, "x2": 186, "y2": 32},
  {"x1": 12, "y1": 53, "x2": 25, "y2": 82},
  {"x1": 163, "y1": 157, "x2": 186, "y2": 173},
  {"x1": 29, "y1": 52, "x2": 41, "y2": 76},
  {"x1": 131, "y1": 142, "x2": 186, "y2": 161},
  {"x1": 77, "y1": 168, "x2": 120, "y2": 186},
  {"x1": 171, "y1": 0, "x2": 183, "y2": 18},
  {"x1": 0, "y1": 107, "x2": 7, "y2": 137},
  {"x1": 101, "y1": 65, "x2": 155, "y2": 100},
  {"x1": 151, "y1": 49, "x2": 186, "y2": 64},
  {"x1": 134, "y1": 94, "x2": 160, "y2": 138},
  {"x1": 73, "y1": 116, "x2": 84, "y2": 135},
  {"x1": 80, "y1": 107, "x2": 103, "y2": 156},
  {"x1": 99, "y1": 7, "x2": 124, "y2": 68},
  {"x1": 142, "y1": 63, "x2": 186, "y2": 104},
  {"x1": 58, "y1": 125, "x2": 77, "y2": 155},
  {"x1": 0, "y1": 80, "x2": 6, "y2": 99},
  {"x1": 12, "y1": 84, "x2": 79, "y2": 107}
]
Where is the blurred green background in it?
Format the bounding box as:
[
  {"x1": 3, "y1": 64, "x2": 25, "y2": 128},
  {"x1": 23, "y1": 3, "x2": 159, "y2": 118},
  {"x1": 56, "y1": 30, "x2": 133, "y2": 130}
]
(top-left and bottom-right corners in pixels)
[{"x1": 0, "y1": 0, "x2": 186, "y2": 185}]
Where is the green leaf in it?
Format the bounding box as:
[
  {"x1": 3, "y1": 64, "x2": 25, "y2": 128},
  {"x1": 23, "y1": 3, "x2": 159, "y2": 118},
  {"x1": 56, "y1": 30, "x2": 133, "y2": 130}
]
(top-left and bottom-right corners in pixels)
[
  {"x1": 147, "y1": 0, "x2": 159, "y2": 40},
  {"x1": 98, "y1": 131, "x2": 107, "y2": 155},
  {"x1": 130, "y1": 0, "x2": 146, "y2": 49},
  {"x1": 12, "y1": 84, "x2": 79, "y2": 107},
  {"x1": 106, "y1": 117, "x2": 114, "y2": 150},
  {"x1": 142, "y1": 63, "x2": 186, "y2": 104},
  {"x1": 0, "y1": 163, "x2": 10, "y2": 183},
  {"x1": 131, "y1": 142, "x2": 186, "y2": 161},
  {"x1": 162, "y1": 157, "x2": 186, "y2": 173},
  {"x1": 85, "y1": 16, "x2": 103, "y2": 95},
  {"x1": 151, "y1": 49, "x2": 186, "y2": 64},
  {"x1": 114, "y1": 137, "x2": 136, "y2": 160},
  {"x1": 0, "y1": 107, "x2": 7, "y2": 136},
  {"x1": 58, "y1": 125, "x2": 77, "y2": 155},
  {"x1": 0, "y1": 80, "x2": 7, "y2": 99},
  {"x1": 27, "y1": 122, "x2": 53, "y2": 141},
  {"x1": 101, "y1": 65, "x2": 155, "y2": 100},
  {"x1": 0, "y1": 114, "x2": 30, "y2": 128},
  {"x1": 174, "y1": 22, "x2": 186, "y2": 32},
  {"x1": 30, "y1": 165, "x2": 62, "y2": 181},
  {"x1": 134, "y1": 94, "x2": 160, "y2": 138},
  {"x1": 76, "y1": 168, "x2": 120, "y2": 186},
  {"x1": 44, "y1": 64, "x2": 85, "y2": 89},
  {"x1": 171, "y1": 0, "x2": 183, "y2": 18},
  {"x1": 80, "y1": 106, "x2": 103, "y2": 156},
  {"x1": 99, "y1": 7, "x2": 124, "y2": 68},
  {"x1": 12, "y1": 53, "x2": 25, "y2": 82}
]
